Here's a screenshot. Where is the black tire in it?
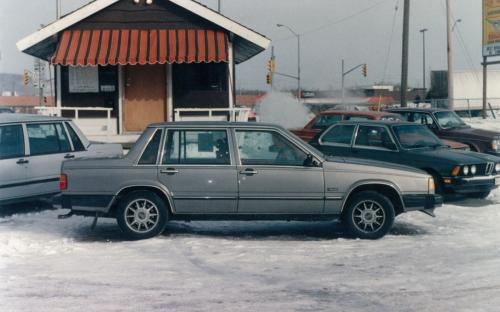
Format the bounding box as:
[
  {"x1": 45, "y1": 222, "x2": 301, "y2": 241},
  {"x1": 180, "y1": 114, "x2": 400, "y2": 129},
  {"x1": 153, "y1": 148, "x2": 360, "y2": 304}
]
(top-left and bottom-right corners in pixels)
[
  {"x1": 116, "y1": 191, "x2": 169, "y2": 240},
  {"x1": 468, "y1": 191, "x2": 491, "y2": 199},
  {"x1": 342, "y1": 191, "x2": 395, "y2": 239}
]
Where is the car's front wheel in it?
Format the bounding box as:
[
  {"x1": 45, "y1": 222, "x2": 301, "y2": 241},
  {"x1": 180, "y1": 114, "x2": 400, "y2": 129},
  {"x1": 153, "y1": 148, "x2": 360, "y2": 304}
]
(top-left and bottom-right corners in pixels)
[
  {"x1": 116, "y1": 191, "x2": 169, "y2": 240},
  {"x1": 343, "y1": 191, "x2": 395, "y2": 239}
]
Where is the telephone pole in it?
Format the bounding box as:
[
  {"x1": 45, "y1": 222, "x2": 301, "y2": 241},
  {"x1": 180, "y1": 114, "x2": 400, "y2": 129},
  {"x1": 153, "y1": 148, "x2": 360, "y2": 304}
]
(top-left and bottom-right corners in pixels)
[
  {"x1": 446, "y1": 0, "x2": 454, "y2": 109},
  {"x1": 400, "y1": 0, "x2": 410, "y2": 107}
]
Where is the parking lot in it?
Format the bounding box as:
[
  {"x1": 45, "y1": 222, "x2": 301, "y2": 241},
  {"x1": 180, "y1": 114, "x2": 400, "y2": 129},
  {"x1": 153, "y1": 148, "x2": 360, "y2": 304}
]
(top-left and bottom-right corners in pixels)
[{"x1": 1, "y1": 191, "x2": 500, "y2": 312}]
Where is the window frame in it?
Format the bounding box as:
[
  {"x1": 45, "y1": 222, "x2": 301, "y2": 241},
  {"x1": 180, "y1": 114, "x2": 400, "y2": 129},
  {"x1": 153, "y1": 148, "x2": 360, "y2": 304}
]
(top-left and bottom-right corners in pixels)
[
  {"x1": 26, "y1": 122, "x2": 73, "y2": 156},
  {"x1": 318, "y1": 124, "x2": 356, "y2": 147},
  {"x1": 352, "y1": 124, "x2": 399, "y2": 152},
  {"x1": 234, "y1": 128, "x2": 314, "y2": 168},
  {"x1": 0, "y1": 123, "x2": 26, "y2": 160},
  {"x1": 64, "y1": 122, "x2": 86, "y2": 152},
  {"x1": 136, "y1": 129, "x2": 164, "y2": 166},
  {"x1": 159, "y1": 128, "x2": 234, "y2": 167}
]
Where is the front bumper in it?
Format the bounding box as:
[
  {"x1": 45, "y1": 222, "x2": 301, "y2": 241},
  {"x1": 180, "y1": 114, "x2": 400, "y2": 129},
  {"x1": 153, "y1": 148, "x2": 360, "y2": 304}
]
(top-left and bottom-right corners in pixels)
[
  {"x1": 403, "y1": 194, "x2": 443, "y2": 213},
  {"x1": 442, "y1": 175, "x2": 499, "y2": 194}
]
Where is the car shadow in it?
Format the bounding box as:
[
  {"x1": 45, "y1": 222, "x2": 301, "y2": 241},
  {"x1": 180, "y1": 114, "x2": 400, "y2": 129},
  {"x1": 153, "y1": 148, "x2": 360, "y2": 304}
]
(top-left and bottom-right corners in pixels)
[
  {"x1": 445, "y1": 195, "x2": 498, "y2": 208},
  {"x1": 0, "y1": 201, "x2": 55, "y2": 218}
]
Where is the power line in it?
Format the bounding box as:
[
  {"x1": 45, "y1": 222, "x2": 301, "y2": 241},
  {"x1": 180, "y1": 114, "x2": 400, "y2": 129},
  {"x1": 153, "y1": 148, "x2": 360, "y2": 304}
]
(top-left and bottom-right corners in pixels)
[
  {"x1": 381, "y1": 0, "x2": 400, "y2": 83},
  {"x1": 273, "y1": 0, "x2": 393, "y2": 42}
]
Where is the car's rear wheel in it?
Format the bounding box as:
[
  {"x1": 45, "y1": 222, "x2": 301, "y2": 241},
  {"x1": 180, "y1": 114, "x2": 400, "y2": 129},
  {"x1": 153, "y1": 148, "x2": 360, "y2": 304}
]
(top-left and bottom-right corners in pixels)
[
  {"x1": 116, "y1": 191, "x2": 168, "y2": 240},
  {"x1": 343, "y1": 191, "x2": 395, "y2": 239}
]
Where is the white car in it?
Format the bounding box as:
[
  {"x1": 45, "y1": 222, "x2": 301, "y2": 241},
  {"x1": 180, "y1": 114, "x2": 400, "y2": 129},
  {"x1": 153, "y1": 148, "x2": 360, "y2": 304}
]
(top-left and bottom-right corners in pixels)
[{"x1": 0, "y1": 114, "x2": 123, "y2": 206}]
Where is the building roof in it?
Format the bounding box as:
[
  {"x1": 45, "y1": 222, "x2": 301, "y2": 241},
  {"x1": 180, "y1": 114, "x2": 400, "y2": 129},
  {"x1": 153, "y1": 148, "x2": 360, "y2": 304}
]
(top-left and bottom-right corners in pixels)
[
  {"x1": 0, "y1": 114, "x2": 69, "y2": 124},
  {"x1": 17, "y1": 0, "x2": 270, "y2": 64}
]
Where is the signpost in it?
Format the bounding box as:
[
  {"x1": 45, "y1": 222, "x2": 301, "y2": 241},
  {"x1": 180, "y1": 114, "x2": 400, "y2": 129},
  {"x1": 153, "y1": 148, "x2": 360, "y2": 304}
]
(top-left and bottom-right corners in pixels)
[{"x1": 482, "y1": 0, "x2": 500, "y2": 118}]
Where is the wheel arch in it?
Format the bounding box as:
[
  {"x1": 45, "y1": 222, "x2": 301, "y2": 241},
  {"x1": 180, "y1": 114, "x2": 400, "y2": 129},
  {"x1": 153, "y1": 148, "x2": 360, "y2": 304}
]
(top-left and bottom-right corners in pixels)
[
  {"x1": 341, "y1": 181, "x2": 405, "y2": 216},
  {"x1": 108, "y1": 185, "x2": 175, "y2": 216}
]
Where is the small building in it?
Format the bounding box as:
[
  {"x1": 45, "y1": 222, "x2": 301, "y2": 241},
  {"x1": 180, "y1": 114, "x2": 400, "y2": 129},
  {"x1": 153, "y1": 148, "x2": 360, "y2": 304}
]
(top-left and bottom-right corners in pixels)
[{"x1": 17, "y1": 0, "x2": 269, "y2": 134}]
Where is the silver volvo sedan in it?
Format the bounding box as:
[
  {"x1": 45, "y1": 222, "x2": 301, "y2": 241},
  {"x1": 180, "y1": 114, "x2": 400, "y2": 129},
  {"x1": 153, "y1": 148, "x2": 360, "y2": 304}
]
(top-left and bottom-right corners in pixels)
[{"x1": 60, "y1": 122, "x2": 441, "y2": 240}]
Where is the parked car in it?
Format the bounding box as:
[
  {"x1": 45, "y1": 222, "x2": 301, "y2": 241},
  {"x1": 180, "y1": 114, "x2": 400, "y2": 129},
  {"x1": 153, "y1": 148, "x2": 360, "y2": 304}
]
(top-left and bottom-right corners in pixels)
[
  {"x1": 60, "y1": 122, "x2": 441, "y2": 240},
  {"x1": 290, "y1": 110, "x2": 468, "y2": 150},
  {"x1": 313, "y1": 120, "x2": 500, "y2": 199},
  {"x1": 386, "y1": 107, "x2": 500, "y2": 154},
  {"x1": 0, "y1": 107, "x2": 14, "y2": 114},
  {"x1": 0, "y1": 114, "x2": 123, "y2": 206}
]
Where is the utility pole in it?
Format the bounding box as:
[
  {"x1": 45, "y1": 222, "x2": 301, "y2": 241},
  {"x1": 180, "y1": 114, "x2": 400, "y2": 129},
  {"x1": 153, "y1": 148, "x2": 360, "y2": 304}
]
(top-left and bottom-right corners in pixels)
[
  {"x1": 56, "y1": 0, "x2": 61, "y2": 19},
  {"x1": 446, "y1": 0, "x2": 454, "y2": 109},
  {"x1": 400, "y1": 0, "x2": 410, "y2": 107},
  {"x1": 420, "y1": 29, "x2": 428, "y2": 90},
  {"x1": 277, "y1": 24, "x2": 301, "y2": 102},
  {"x1": 217, "y1": 0, "x2": 220, "y2": 13}
]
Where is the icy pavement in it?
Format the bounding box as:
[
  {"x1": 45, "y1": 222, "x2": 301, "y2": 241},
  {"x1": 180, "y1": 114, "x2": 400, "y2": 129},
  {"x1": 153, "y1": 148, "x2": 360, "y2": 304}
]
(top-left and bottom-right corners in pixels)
[{"x1": 1, "y1": 193, "x2": 500, "y2": 312}]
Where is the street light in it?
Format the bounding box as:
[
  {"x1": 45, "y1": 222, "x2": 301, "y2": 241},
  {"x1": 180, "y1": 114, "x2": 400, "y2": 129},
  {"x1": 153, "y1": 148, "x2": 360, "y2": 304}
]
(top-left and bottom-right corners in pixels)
[
  {"x1": 452, "y1": 18, "x2": 462, "y2": 31},
  {"x1": 277, "y1": 24, "x2": 301, "y2": 101},
  {"x1": 419, "y1": 28, "x2": 428, "y2": 90}
]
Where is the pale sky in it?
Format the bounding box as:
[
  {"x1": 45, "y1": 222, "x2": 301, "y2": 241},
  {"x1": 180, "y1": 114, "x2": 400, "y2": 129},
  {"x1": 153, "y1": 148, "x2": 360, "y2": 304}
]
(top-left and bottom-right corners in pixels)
[{"x1": 0, "y1": 0, "x2": 483, "y2": 91}]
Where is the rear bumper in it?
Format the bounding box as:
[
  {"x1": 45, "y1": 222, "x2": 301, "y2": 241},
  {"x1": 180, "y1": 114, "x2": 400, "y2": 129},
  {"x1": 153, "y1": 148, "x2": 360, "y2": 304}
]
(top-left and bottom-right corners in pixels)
[
  {"x1": 443, "y1": 176, "x2": 498, "y2": 194},
  {"x1": 61, "y1": 194, "x2": 114, "y2": 215},
  {"x1": 403, "y1": 194, "x2": 443, "y2": 213}
]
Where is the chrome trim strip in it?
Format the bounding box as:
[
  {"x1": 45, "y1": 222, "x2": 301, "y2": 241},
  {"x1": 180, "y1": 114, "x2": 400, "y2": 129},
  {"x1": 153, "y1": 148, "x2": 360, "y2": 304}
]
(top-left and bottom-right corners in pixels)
[
  {"x1": 239, "y1": 196, "x2": 324, "y2": 200},
  {"x1": 173, "y1": 196, "x2": 238, "y2": 200},
  {"x1": 461, "y1": 175, "x2": 497, "y2": 182},
  {"x1": 325, "y1": 196, "x2": 343, "y2": 200}
]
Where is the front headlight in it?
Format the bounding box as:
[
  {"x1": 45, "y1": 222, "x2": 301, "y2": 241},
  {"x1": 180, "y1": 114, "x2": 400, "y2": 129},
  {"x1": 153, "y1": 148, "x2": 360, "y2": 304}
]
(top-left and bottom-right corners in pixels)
[
  {"x1": 463, "y1": 165, "x2": 470, "y2": 176},
  {"x1": 470, "y1": 165, "x2": 477, "y2": 175},
  {"x1": 428, "y1": 177, "x2": 435, "y2": 194},
  {"x1": 496, "y1": 163, "x2": 500, "y2": 172},
  {"x1": 492, "y1": 140, "x2": 500, "y2": 151}
]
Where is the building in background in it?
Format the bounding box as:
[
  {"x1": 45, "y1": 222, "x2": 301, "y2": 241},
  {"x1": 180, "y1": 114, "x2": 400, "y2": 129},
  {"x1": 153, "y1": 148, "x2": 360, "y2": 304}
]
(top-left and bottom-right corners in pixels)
[{"x1": 17, "y1": 0, "x2": 269, "y2": 135}]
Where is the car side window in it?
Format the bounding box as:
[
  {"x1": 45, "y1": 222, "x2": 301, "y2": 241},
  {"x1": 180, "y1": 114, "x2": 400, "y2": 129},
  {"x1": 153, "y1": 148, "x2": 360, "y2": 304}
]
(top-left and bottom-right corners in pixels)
[
  {"x1": 397, "y1": 112, "x2": 412, "y2": 121},
  {"x1": 312, "y1": 115, "x2": 342, "y2": 129},
  {"x1": 65, "y1": 122, "x2": 85, "y2": 151},
  {"x1": 163, "y1": 130, "x2": 230, "y2": 165},
  {"x1": 354, "y1": 125, "x2": 396, "y2": 150},
  {"x1": 0, "y1": 124, "x2": 25, "y2": 159},
  {"x1": 27, "y1": 123, "x2": 71, "y2": 155},
  {"x1": 235, "y1": 130, "x2": 307, "y2": 166},
  {"x1": 321, "y1": 125, "x2": 355, "y2": 146},
  {"x1": 138, "y1": 130, "x2": 162, "y2": 165}
]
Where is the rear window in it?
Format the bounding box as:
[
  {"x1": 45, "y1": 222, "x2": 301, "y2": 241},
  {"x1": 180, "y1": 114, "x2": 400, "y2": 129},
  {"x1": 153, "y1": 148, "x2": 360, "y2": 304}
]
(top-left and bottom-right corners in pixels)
[
  {"x1": 138, "y1": 130, "x2": 162, "y2": 165},
  {"x1": 163, "y1": 130, "x2": 230, "y2": 165},
  {"x1": 312, "y1": 115, "x2": 343, "y2": 129},
  {"x1": 27, "y1": 123, "x2": 71, "y2": 155},
  {"x1": 65, "y1": 122, "x2": 85, "y2": 151}
]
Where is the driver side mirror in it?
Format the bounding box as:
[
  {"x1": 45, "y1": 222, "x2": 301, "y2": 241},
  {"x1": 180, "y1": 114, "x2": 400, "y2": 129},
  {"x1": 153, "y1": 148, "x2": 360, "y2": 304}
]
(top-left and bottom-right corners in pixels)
[{"x1": 303, "y1": 154, "x2": 319, "y2": 167}]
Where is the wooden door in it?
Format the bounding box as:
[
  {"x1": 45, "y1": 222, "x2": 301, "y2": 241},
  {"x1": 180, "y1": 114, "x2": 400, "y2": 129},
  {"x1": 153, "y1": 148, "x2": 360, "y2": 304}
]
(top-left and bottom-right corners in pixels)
[{"x1": 124, "y1": 65, "x2": 167, "y2": 132}]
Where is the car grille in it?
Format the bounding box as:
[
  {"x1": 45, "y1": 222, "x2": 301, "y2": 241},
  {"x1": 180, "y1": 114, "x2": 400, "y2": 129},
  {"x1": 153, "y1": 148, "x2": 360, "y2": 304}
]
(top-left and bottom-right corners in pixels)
[{"x1": 477, "y1": 162, "x2": 495, "y2": 176}]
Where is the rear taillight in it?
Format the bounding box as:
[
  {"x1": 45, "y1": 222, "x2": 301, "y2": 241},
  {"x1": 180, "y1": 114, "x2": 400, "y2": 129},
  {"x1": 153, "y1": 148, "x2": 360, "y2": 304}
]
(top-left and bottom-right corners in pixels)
[{"x1": 60, "y1": 174, "x2": 68, "y2": 191}]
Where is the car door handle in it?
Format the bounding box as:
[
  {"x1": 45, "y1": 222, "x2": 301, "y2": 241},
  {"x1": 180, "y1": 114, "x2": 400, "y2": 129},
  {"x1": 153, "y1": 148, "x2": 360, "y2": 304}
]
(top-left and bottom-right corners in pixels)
[
  {"x1": 64, "y1": 154, "x2": 75, "y2": 159},
  {"x1": 160, "y1": 168, "x2": 179, "y2": 174},
  {"x1": 16, "y1": 159, "x2": 29, "y2": 165},
  {"x1": 239, "y1": 169, "x2": 258, "y2": 175}
]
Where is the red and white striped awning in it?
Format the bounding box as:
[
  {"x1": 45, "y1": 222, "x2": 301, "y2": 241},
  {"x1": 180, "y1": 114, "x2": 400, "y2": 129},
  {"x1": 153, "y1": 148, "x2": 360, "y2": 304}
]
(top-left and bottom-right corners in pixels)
[{"x1": 51, "y1": 29, "x2": 228, "y2": 66}]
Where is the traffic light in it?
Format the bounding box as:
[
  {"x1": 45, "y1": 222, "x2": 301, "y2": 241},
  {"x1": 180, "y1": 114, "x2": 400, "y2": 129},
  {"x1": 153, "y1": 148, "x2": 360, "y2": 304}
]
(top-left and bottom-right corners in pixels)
[
  {"x1": 266, "y1": 73, "x2": 272, "y2": 85},
  {"x1": 362, "y1": 64, "x2": 368, "y2": 77},
  {"x1": 23, "y1": 70, "x2": 30, "y2": 86},
  {"x1": 267, "y1": 58, "x2": 276, "y2": 73}
]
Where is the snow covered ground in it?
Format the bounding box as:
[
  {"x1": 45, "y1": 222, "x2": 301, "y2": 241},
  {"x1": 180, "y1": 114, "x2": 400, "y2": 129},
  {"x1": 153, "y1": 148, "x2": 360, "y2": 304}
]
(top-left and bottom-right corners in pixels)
[{"x1": 1, "y1": 191, "x2": 500, "y2": 312}]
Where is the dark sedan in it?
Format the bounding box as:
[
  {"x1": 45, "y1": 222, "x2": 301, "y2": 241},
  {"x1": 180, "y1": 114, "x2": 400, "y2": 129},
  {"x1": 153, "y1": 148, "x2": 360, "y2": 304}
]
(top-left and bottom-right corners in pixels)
[
  {"x1": 386, "y1": 107, "x2": 500, "y2": 155},
  {"x1": 313, "y1": 120, "x2": 500, "y2": 198}
]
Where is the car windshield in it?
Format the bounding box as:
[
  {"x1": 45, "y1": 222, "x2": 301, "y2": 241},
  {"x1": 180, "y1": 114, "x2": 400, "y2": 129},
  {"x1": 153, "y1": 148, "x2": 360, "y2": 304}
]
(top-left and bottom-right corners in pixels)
[
  {"x1": 392, "y1": 125, "x2": 445, "y2": 149},
  {"x1": 433, "y1": 111, "x2": 467, "y2": 129}
]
